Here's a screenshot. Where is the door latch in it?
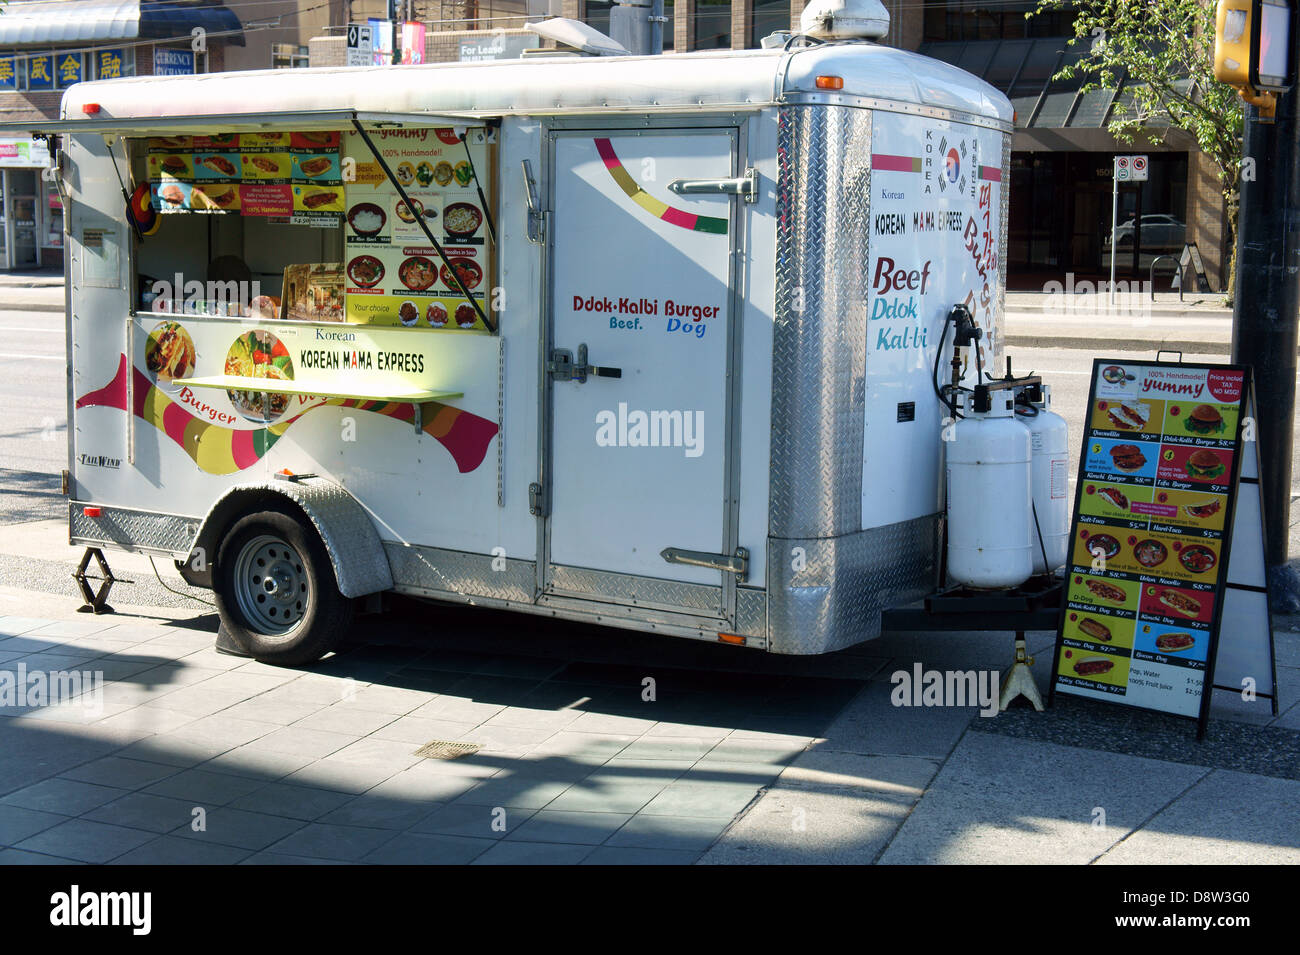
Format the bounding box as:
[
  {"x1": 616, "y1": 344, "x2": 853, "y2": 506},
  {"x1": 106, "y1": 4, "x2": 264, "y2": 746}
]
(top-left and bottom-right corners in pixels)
[
  {"x1": 548, "y1": 343, "x2": 622, "y2": 383},
  {"x1": 667, "y1": 167, "x2": 759, "y2": 203},
  {"x1": 660, "y1": 546, "x2": 749, "y2": 582}
]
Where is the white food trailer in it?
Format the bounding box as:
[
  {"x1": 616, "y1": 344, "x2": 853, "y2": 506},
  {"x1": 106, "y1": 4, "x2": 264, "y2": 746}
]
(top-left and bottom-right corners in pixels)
[{"x1": 18, "y1": 4, "x2": 1042, "y2": 665}]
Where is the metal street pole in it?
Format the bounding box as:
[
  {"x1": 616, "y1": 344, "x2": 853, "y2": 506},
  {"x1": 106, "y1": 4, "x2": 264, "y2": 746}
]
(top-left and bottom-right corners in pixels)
[
  {"x1": 1110, "y1": 158, "x2": 1118, "y2": 306},
  {"x1": 1232, "y1": 10, "x2": 1300, "y2": 610}
]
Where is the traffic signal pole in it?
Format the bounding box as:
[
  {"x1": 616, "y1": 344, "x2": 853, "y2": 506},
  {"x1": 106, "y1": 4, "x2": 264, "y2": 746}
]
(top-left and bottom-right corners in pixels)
[{"x1": 1232, "y1": 49, "x2": 1300, "y2": 610}]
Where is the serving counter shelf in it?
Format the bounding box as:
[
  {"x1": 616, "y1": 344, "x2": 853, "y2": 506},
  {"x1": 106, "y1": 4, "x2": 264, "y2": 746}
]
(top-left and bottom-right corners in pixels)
[{"x1": 175, "y1": 375, "x2": 463, "y2": 404}]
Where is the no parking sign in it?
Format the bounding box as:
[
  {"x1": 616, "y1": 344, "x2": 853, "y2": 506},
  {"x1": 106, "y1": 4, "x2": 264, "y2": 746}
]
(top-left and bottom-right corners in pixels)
[{"x1": 1114, "y1": 154, "x2": 1148, "y2": 182}]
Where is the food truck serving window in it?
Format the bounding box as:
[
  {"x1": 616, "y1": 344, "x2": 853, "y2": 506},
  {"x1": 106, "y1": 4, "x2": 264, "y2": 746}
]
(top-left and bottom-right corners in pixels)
[{"x1": 139, "y1": 126, "x2": 495, "y2": 332}]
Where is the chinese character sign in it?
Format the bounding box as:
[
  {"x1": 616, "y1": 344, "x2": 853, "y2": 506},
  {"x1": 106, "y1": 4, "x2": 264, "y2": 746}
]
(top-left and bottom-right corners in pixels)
[
  {"x1": 57, "y1": 53, "x2": 82, "y2": 86},
  {"x1": 98, "y1": 49, "x2": 125, "y2": 79},
  {"x1": 28, "y1": 55, "x2": 53, "y2": 89}
]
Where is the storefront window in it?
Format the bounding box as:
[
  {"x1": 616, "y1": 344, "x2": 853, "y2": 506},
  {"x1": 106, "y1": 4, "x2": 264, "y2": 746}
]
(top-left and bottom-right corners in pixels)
[
  {"x1": 751, "y1": 0, "x2": 789, "y2": 46},
  {"x1": 696, "y1": 0, "x2": 732, "y2": 49},
  {"x1": 28, "y1": 54, "x2": 54, "y2": 90},
  {"x1": 583, "y1": 2, "x2": 674, "y2": 50},
  {"x1": 96, "y1": 47, "x2": 135, "y2": 80},
  {"x1": 922, "y1": 0, "x2": 1077, "y2": 42},
  {"x1": 56, "y1": 52, "x2": 85, "y2": 88}
]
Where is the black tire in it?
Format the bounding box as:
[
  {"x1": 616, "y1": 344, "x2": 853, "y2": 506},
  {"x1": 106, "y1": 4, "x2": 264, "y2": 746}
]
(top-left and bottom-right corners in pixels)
[{"x1": 213, "y1": 505, "x2": 354, "y2": 665}]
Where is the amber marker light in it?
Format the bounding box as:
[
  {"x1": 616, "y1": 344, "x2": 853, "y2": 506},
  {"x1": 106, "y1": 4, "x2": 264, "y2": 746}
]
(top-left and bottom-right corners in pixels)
[
  {"x1": 718, "y1": 632, "x2": 746, "y2": 646},
  {"x1": 815, "y1": 75, "x2": 844, "y2": 90}
]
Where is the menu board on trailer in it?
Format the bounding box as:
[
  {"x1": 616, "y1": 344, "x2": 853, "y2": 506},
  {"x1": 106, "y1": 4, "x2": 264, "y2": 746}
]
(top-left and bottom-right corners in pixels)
[
  {"x1": 1049, "y1": 359, "x2": 1273, "y2": 736},
  {"x1": 147, "y1": 132, "x2": 344, "y2": 221},
  {"x1": 341, "y1": 127, "x2": 493, "y2": 330}
]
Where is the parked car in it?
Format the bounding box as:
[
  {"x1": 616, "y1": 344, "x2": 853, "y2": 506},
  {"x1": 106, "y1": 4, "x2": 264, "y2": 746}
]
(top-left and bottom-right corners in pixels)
[{"x1": 1105, "y1": 214, "x2": 1186, "y2": 250}]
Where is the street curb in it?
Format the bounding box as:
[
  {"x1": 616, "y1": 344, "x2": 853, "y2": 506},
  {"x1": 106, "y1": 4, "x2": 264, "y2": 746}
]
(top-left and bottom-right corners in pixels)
[
  {"x1": 1004, "y1": 334, "x2": 1235, "y2": 355},
  {"x1": 0, "y1": 304, "x2": 65, "y2": 313}
]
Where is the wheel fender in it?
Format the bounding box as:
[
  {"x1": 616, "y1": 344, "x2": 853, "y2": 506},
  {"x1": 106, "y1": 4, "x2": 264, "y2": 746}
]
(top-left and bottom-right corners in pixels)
[{"x1": 188, "y1": 478, "x2": 393, "y2": 599}]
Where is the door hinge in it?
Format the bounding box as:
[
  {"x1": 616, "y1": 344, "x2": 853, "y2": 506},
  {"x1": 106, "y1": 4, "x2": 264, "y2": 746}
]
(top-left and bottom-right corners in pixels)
[
  {"x1": 529, "y1": 481, "x2": 546, "y2": 517},
  {"x1": 61, "y1": 469, "x2": 70, "y2": 496},
  {"x1": 522, "y1": 159, "x2": 546, "y2": 245},
  {"x1": 660, "y1": 545, "x2": 749, "y2": 582}
]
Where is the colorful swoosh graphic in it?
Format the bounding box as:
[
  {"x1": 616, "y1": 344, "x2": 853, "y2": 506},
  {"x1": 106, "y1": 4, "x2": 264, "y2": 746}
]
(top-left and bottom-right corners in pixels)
[
  {"x1": 76, "y1": 355, "x2": 498, "y2": 476},
  {"x1": 594, "y1": 138, "x2": 728, "y2": 235}
]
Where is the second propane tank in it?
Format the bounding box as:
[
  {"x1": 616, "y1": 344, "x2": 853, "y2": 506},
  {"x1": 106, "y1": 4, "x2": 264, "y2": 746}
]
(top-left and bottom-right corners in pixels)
[
  {"x1": 1016, "y1": 384, "x2": 1070, "y2": 575},
  {"x1": 945, "y1": 387, "x2": 1034, "y2": 589}
]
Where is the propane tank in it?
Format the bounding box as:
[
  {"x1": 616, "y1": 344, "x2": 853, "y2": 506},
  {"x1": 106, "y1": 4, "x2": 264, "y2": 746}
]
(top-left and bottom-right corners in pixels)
[
  {"x1": 1016, "y1": 384, "x2": 1070, "y2": 575},
  {"x1": 946, "y1": 387, "x2": 1033, "y2": 589}
]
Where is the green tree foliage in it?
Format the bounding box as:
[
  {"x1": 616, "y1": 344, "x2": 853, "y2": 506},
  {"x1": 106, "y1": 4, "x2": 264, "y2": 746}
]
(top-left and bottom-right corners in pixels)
[{"x1": 1031, "y1": 0, "x2": 1243, "y2": 291}]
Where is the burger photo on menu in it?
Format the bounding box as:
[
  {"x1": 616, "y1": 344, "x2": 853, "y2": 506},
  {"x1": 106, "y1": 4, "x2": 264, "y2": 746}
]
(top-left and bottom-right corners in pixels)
[
  {"x1": 1110, "y1": 443, "x2": 1147, "y2": 473},
  {"x1": 1182, "y1": 403, "x2": 1227, "y2": 436},
  {"x1": 1184, "y1": 448, "x2": 1225, "y2": 481}
]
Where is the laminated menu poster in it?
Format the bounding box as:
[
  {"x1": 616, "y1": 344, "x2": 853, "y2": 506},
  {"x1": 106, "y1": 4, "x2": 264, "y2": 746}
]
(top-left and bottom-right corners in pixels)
[
  {"x1": 341, "y1": 128, "x2": 494, "y2": 330},
  {"x1": 1050, "y1": 360, "x2": 1264, "y2": 734},
  {"x1": 147, "y1": 132, "x2": 344, "y2": 220}
]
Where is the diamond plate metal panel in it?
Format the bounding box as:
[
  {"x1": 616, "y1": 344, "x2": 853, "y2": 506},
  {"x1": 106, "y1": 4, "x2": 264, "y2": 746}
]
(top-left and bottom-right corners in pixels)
[
  {"x1": 767, "y1": 514, "x2": 940, "y2": 654},
  {"x1": 547, "y1": 564, "x2": 724, "y2": 618},
  {"x1": 70, "y1": 503, "x2": 198, "y2": 555},
  {"x1": 195, "y1": 479, "x2": 393, "y2": 599},
  {"x1": 770, "y1": 104, "x2": 871, "y2": 539},
  {"x1": 385, "y1": 542, "x2": 534, "y2": 604},
  {"x1": 735, "y1": 586, "x2": 766, "y2": 638}
]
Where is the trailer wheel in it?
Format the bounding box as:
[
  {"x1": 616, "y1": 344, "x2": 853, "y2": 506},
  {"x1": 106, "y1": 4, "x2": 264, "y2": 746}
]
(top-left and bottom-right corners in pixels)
[{"x1": 214, "y1": 507, "x2": 354, "y2": 665}]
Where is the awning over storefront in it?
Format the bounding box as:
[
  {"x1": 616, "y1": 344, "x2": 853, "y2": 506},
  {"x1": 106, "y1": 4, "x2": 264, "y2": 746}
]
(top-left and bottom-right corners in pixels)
[
  {"x1": 919, "y1": 38, "x2": 1193, "y2": 131},
  {"x1": 0, "y1": 0, "x2": 244, "y2": 47}
]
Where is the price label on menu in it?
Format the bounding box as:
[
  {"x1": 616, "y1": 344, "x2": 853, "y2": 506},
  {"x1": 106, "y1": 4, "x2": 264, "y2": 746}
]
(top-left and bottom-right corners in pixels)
[{"x1": 1051, "y1": 360, "x2": 1250, "y2": 722}]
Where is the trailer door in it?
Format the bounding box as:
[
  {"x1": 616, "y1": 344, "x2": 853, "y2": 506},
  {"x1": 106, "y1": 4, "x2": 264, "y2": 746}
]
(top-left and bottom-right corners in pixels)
[{"x1": 543, "y1": 126, "x2": 741, "y2": 625}]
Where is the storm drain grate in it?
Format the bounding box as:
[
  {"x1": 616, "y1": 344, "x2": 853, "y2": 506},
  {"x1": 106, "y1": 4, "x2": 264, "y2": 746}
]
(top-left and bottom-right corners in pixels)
[{"x1": 413, "y1": 740, "x2": 482, "y2": 760}]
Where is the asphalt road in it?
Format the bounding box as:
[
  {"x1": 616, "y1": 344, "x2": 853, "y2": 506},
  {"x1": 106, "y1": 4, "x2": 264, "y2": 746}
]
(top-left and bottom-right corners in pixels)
[{"x1": 0, "y1": 306, "x2": 65, "y2": 525}]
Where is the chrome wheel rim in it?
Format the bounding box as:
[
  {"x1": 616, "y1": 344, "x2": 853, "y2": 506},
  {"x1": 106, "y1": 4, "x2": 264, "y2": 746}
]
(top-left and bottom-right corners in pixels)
[{"x1": 232, "y1": 533, "x2": 308, "y2": 637}]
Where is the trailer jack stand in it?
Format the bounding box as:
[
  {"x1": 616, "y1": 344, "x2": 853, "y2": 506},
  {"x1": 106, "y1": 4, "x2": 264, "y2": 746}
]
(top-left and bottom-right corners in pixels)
[
  {"x1": 999, "y1": 631, "x2": 1044, "y2": 712},
  {"x1": 73, "y1": 547, "x2": 130, "y2": 615}
]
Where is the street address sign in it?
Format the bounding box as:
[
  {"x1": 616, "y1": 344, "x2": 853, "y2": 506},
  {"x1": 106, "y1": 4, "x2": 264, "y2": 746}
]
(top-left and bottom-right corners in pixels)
[{"x1": 1115, "y1": 155, "x2": 1148, "y2": 182}]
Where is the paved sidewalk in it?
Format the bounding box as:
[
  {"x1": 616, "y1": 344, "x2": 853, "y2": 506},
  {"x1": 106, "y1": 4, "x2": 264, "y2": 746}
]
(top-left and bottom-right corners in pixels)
[
  {"x1": 2, "y1": 581, "x2": 1296, "y2": 864},
  {"x1": 0, "y1": 588, "x2": 879, "y2": 865},
  {"x1": 1003, "y1": 292, "x2": 1235, "y2": 354},
  {"x1": 702, "y1": 626, "x2": 1300, "y2": 864}
]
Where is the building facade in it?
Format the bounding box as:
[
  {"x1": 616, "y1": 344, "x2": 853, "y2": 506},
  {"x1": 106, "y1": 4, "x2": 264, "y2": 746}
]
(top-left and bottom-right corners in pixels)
[
  {"x1": 0, "y1": 0, "x2": 245, "y2": 269},
  {"x1": 313, "y1": 0, "x2": 1226, "y2": 291}
]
